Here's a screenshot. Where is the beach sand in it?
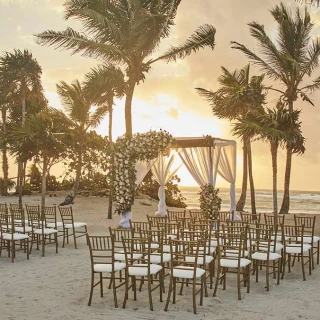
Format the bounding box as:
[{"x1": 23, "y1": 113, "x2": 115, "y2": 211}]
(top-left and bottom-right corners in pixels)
[{"x1": 0, "y1": 193, "x2": 320, "y2": 320}]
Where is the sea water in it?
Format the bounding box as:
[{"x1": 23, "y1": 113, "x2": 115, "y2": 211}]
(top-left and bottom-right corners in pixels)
[{"x1": 179, "y1": 186, "x2": 320, "y2": 214}]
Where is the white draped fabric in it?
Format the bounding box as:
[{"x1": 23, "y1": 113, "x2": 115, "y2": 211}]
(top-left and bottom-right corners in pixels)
[{"x1": 151, "y1": 154, "x2": 181, "y2": 216}]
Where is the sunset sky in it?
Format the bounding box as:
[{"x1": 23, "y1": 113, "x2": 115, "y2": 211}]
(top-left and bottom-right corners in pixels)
[{"x1": 0, "y1": 0, "x2": 320, "y2": 190}]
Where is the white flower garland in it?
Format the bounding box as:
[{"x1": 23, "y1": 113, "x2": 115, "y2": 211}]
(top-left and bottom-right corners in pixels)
[
  {"x1": 113, "y1": 130, "x2": 175, "y2": 215},
  {"x1": 198, "y1": 184, "x2": 222, "y2": 219}
]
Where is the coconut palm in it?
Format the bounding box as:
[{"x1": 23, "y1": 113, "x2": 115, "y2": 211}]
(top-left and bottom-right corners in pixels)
[
  {"x1": 84, "y1": 64, "x2": 125, "y2": 218},
  {"x1": 196, "y1": 65, "x2": 266, "y2": 215},
  {"x1": 10, "y1": 108, "x2": 68, "y2": 208},
  {"x1": 0, "y1": 49, "x2": 43, "y2": 204},
  {"x1": 57, "y1": 79, "x2": 105, "y2": 199},
  {"x1": 232, "y1": 3, "x2": 320, "y2": 213},
  {"x1": 233, "y1": 105, "x2": 305, "y2": 215},
  {"x1": 36, "y1": 0, "x2": 216, "y2": 137}
]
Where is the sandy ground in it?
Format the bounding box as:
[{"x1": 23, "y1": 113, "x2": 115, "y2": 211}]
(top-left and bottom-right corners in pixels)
[{"x1": 0, "y1": 193, "x2": 320, "y2": 320}]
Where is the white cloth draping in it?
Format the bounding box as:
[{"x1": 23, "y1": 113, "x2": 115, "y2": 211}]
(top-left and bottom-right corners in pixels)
[
  {"x1": 151, "y1": 154, "x2": 181, "y2": 216},
  {"x1": 217, "y1": 143, "x2": 239, "y2": 220}
]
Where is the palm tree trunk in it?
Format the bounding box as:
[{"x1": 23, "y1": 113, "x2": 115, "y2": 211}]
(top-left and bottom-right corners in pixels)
[
  {"x1": 247, "y1": 139, "x2": 256, "y2": 215},
  {"x1": 18, "y1": 85, "x2": 26, "y2": 206},
  {"x1": 108, "y1": 98, "x2": 114, "y2": 219},
  {"x1": 41, "y1": 155, "x2": 48, "y2": 208},
  {"x1": 236, "y1": 138, "x2": 248, "y2": 212},
  {"x1": 270, "y1": 140, "x2": 278, "y2": 217},
  {"x1": 1, "y1": 107, "x2": 9, "y2": 196},
  {"x1": 279, "y1": 146, "x2": 292, "y2": 214},
  {"x1": 125, "y1": 76, "x2": 137, "y2": 137},
  {"x1": 70, "y1": 131, "x2": 84, "y2": 199}
]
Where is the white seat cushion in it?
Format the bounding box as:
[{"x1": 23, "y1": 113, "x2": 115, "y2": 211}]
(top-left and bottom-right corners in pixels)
[
  {"x1": 128, "y1": 264, "x2": 162, "y2": 276},
  {"x1": 33, "y1": 228, "x2": 58, "y2": 235},
  {"x1": 220, "y1": 258, "x2": 251, "y2": 268},
  {"x1": 47, "y1": 222, "x2": 63, "y2": 228},
  {"x1": 2, "y1": 233, "x2": 29, "y2": 241},
  {"x1": 64, "y1": 222, "x2": 87, "y2": 229},
  {"x1": 285, "y1": 244, "x2": 312, "y2": 254},
  {"x1": 114, "y1": 252, "x2": 143, "y2": 261},
  {"x1": 296, "y1": 236, "x2": 320, "y2": 244},
  {"x1": 185, "y1": 255, "x2": 214, "y2": 265},
  {"x1": 94, "y1": 262, "x2": 126, "y2": 273},
  {"x1": 148, "y1": 253, "x2": 171, "y2": 264},
  {"x1": 251, "y1": 252, "x2": 281, "y2": 261},
  {"x1": 15, "y1": 226, "x2": 33, "y2": 233},
  {"x1": 172, "y1": 266, "x2": 205, "y2": 279}
]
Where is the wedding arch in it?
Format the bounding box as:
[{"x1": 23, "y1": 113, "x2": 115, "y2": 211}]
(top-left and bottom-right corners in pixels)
[{"x1": 112, "y1": 132, "x2": 237, "y2": 227}]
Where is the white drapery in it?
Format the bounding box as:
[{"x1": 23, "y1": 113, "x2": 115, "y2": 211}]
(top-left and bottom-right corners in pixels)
[{"x1": 151, "y1": 154, "x2": 181, "y2": 216}]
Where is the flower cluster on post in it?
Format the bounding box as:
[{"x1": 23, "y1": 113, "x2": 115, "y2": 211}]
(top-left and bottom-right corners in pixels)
[
  {"x1": 198, "y1": 184, "x2": 222, "y2": 219},
  {"x1": 113, "y1": 130, "x2": 175, "y2": 215}
]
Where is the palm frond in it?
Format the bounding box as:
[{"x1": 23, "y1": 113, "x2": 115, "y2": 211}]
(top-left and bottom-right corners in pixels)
[{"x1": 149, "y1": 24, "x2": 216, "y2": 64}]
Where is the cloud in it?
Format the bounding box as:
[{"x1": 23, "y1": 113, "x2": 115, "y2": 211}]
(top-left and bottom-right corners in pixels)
[{"x1": 166, "y1": 107, "x2": 179, "y2": 120}]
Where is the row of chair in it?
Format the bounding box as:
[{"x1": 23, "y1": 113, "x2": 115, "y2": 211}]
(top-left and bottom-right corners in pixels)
[{"x1": 0, "y1": 203, "x2": 87, "y2": 262}]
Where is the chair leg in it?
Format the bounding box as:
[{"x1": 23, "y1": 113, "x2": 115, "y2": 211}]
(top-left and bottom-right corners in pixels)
[
  {"x1": 173, "y1": 277, "x2": 177, "y2": 304},
  {"x1": 266, "y1": 262, "x2": 270, "y2": 291},
  {"x1": 246, "y1": 265, "x2": 250, "y2": 293},
  {"x1": 213, "y1": 265, "x2": 220, "y2": 297},
  {"x1": 88, "y1": 273, "x2": 94, "y2": 306},
  {"x1": 147, "y1": 274, "x2": 153, "y2": 311},
  {"x1": 164, "y1": 275, "x2": 173, "y2": 312},
  {"x1": 281, "y1": 254, "x2": 286, "y2": 279},
  {"x1": 301, "y1": 254, "x2": 306, "y2": 281},
  {"x1": 100, "y1": 273, "x2": 103, "y2": 297},
  {"x1": 12, "y1": 240, "x2": 15, "y2": 263},
  {"x1": 309, "y1": 250, "x2": 312, "y2": 275},
  {"x1": 122, "y1": 272, "x2": 129, "y2": 309},
  {"x1": 132, "y1": 276, "x2": 137, "y2": 301},
  {"x1": 200, "y1": 275, "x2": 204, "y2": 306},
  {"x1": 73, "y1": 227, "x2": 77, "y2": 249},
  {"x1": 237, "y1": 270, "x2": 241, "y2": 300},
  {"x1": 62, "y1": 228, "x2": 66, "y2": 248},
  {"x1": 159, "y1": 271, "x2": 163, "y2": 302},
  {"x1": 192, "y1": 278, "x2": 197, "y2": 314},
  {"x1": 55, "y1": 233, "x2": 58, "y2": 253},
  {"x1": 317, "y1": 241, "x2": 320, "y2": 265},
  {"x1": 112, "y1": 274, "x2": 118, "y2": 308},
  {"x1": 277, "y1": 259, "x2": 281, "y2": 285}
]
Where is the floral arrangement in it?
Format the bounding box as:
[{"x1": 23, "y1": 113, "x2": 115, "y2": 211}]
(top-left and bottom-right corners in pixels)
[
  {"x1": 198, "y1": 184, "x2": 222, "y2": 219},
  {"x1": 113, "y1": 130, "x2": 175, "y2": 215}
]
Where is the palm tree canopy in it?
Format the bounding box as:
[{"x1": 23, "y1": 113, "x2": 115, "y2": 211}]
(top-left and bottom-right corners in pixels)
[
  {"x1": 36, "y1": 0, "x2": 216, "y2": 80},
  {"x1": 231, "y1": 3, "x2": 320, "y2": 103},
  {"x1": 296, "y1": 0, "x2": 320, "y2": 6},
  {"x1": 196, "y1": 64, "x2": 266, "y2": 121}
]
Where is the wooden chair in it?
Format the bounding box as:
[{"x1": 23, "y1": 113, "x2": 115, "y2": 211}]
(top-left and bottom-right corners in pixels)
[
  {"x1": 129, "y1": 220, "x2": 150, "y2": 236},
  {"x1": 240, "y1": 212, "x2": 261, "y2": 225},
  {"x1": 281, "y1": 225, "x2": 312, "y2": 281},
  {"x1": 87, "y1": 234, "x2": 126, "y2": 307},
  {"x1": 189, "y1": 209, "x2": 205, "y2": 221},
  {"x1": 264, "y1": 213, "x2": 285, "y2": 226},
  {"x1": 213, "y1": 230, "x2": 251, "y2": 300},
  {"x1": 27, "y1": 206, "x2": 58, "y2": 257},
  {"x1": 294, "y1": 215, "x2": 320, "y2": 268},
  {"x1": 164, "y1": 238, "x2": 206, "y2": 314},
  {"x1": 167, "y1": 209, "x2": 186, "y2": 222},
  {"x1": 147, "y1": 215, "x2": 167, "y2": 229},
  {"x1": 58, "y1": 206, "x2": 87, "y2": 249},
  {"x1": 122, "y1": 235, "x2": 164, "y2": 311},
  {"x1": 218, "y1": 211, "x2": 232, "y2": 222},
  {"x1": 1, "y1": 209, "x2": 29, "y2": 262},
  {"x1": 249, "y1": 225, "x2": 282, "y2": 291}
]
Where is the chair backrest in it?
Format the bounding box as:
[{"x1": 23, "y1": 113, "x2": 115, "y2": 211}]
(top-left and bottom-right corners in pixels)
[
  {"x1": 157, "y1": 221, "x2": 180, "y2": 239},
  {"x1": 59, "y1": 206, "x2": 74, "y2": 225},
  {"x1": 189, "y1": 209, "x2": 205, "y2": 221},
  {"x1": 167, "y1": 209, "x2": 186, "y2": 222},
  {"x1": 0, "y1": 210, "x2": 10, "y2": 233},
  {"x1": 0, "y1": 203, "x2": 8, "y2": 213},
  {"x1": 10, "y1": 208, "x2": 27, "y2": 232},
  {"x1": 87, "y1": 234, "x2": 114, "y2": 269},
  {"x1": 147, "y1": 215, "x2": 167, "y2": 228},
  {"x1": 25, "y1": 204, "x2": 41, "y2": 225},
  {"x1": 43, "y1": 206, "x2": 58, "y2": 228},
  {"x1": 294, "y1": 215, "x2": 315, "y2": 237},
  {"x1": 129, "y1": 220, "x2": 150, "y2": 234},
  {"x1": 140, "y1": 228, "x2": 164, "y2": 260},
  {"x1": 240, "y1": 212, "x2": 261, "y2": 224},
  {"x1": 281, "y1": 225, "x2": 305, "y2": 252},
  {"x1": 175, "y1": 216, "x2": 195, "y2": 229},
  {"x1": 109, "y1": 227, "x2": 134, "y2": 252},
  {"x1": 9, "y1": 203, "x2": 22, "y2": 210},
  {"x1": 218, "y1": 211, "x2": 231, "y2": 222},
  {"x1": 248, "y1": 225, "x2": 275, "y2": 254},
  {"x1": 264, "y1": 214, "x2": 285, "y2": 226}
]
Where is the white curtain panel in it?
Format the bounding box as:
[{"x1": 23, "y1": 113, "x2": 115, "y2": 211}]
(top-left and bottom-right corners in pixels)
[
  {"x1": 152, "y1": 154, "x2": 182, "y2": 216},
  {"x1": 217, "y1": 144, "x2": 239, "y2": 220}
]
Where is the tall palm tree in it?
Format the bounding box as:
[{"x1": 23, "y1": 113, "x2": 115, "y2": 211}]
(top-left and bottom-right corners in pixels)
[
  {"x1": 0, "y1": 49, "x2": 43, "y2": 205},
  {"x1": 36, "y1": 0, "x2": 216, "y2": 137},
  {"x1": 232, "y1": 3, "x2": 320, "y2": 213},
  {"x1": 234, "y1": 105, "x2": 305, "y2": 216},
  {"x1": 10, "y1": 108, "x2": 68, "y2": 208},
  {"x1": 57, "y1": 79, "x2": 104, "y2": 199},
  {"x1": 196, "y1": 65, "x2": 266, "y2": 215},
  {"x1": 84, "y1": 64, "x2": 125, "y2": 219}
]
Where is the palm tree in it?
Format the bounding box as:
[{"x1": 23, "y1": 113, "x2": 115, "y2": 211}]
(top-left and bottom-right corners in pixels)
[
  {"x1": 84, "y1": 64, "x2": 125, "y2": 219},
  {"x1": 10, "y1": 108, "x2": 68, "y2": 208},
  {"x1": 57, "y1": 79, "x2": 104, "y2": 199},
  {"x1": 0, "y1": 49, "x2": 43, "y2": 205},
  {"x1": 234, "y1": 105, "x2": 305, "y2": 216},
  {"x1": 196, "y1": 65, "x2": 265, "y2": 215},
  {"x1": 297, "y1": 0, "x2": 320, "y2": 5},
  {"x1": 232, "y1": 3, "x2": 320, "y2": 213},
  {"x1": 36, "y1": 0, "x2": 216, "y2": 137}
]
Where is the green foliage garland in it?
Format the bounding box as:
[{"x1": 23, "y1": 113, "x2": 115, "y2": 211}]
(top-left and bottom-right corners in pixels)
[
  {"x1": 113, "y1": 130, "x2": 174, "y2": 215},
  {"x1": 198, "y1": 184, "x2": 221, "y2": 219}
]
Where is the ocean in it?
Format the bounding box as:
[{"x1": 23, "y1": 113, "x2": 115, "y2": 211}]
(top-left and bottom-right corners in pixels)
[{"x1": 179, "y1": 186, "x2": 320, "y2": 214}]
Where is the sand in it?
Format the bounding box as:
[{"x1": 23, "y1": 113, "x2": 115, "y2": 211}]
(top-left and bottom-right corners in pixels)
[{"x1": 0, "y1": 193, "x2": 320, "y2": 320}]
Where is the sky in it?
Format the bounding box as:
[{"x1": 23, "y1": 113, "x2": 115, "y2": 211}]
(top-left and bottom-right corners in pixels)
[{"x1": 0, "y1": 0, "x2": 320, "y2": 190}]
